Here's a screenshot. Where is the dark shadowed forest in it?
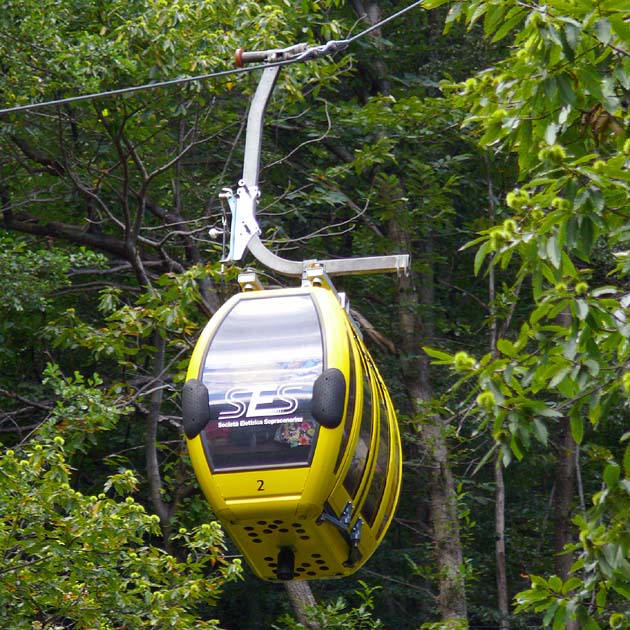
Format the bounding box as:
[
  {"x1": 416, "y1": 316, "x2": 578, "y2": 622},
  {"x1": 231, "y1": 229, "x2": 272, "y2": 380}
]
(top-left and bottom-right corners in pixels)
[{"x1": 1, "y1": 1, "x2": 629, "y2": 628}]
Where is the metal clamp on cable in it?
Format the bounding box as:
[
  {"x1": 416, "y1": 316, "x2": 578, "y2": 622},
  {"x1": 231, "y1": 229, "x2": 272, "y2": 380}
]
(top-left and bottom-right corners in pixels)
[
  {"x1": 226, "y1": 36, "x2": 410, "y2": 279},
  {"x1": 234, "y1": 43, "x2": 309, "y2": 67},
  {"x1": 298, "y1": 39, "x2": 349, "y2": 61}
]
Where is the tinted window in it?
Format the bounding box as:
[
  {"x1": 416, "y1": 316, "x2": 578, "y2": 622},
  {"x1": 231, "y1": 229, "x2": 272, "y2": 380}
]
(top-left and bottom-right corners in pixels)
[
  {"x1": 343, "y1": 357, "x2": 373, "y2": 498},
  {"x1": 334, "y1": 331, "x2": 356, "y2": 473},
  {"x1": 377, "y1": 412, "x2": 400, "y2": 538},
  {"x1": 362, "y1": 395, "x2": 390, "y2": 527},
  {"x1": 200, "y1": 294, "x2": 323, "y2": 472}
]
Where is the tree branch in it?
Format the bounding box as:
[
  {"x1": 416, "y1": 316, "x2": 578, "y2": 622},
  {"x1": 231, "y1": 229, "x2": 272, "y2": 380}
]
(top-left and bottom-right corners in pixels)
[{"x1": 145, "y1": 333, "x2": 170, "y2": 529}]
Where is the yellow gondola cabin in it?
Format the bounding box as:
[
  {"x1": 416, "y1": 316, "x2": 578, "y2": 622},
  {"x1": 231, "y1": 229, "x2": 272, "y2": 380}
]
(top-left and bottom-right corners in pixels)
[{"x1": 182, "y1": 278, "x2": 402, "y2": 581}]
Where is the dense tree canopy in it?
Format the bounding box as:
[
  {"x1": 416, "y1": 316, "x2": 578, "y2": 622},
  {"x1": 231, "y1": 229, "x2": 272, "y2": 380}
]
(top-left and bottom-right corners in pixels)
[{"x1": 1, "y1": 1, "x2": 629, "y2": 629}]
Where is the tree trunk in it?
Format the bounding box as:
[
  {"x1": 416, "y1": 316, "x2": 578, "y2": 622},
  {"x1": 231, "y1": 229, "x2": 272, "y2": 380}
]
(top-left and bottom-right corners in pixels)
[
  {"x1": 495, "y1": 456, "x2": 510, "y2": 630},
  {"x1": 145, "y1": 332, "x2": 171, "y2": 541},
  {"x1": 553, "y1": 416, "x2": 577, "y2": 577},
  {"x1": 348, "y1": 3, "x2": 468, "y2": 623},
  {"x1": 423, "y1": 416, "x2": 468, "y2": 622},
  {"x1": 551, "y1": 311, "x2": 579, "y2": 628},
  {"x1": 390, "y1": 220, "x2": 468, "y2": 624},
  {"x1": 284, "y1": 581, "x2": 320, "y2": 630},
  {"x1": 553, "y1": 415, "x2": 579, "y2": 630},
  {"x1": 487, "y1": 163, "x2": 510, "y2": 629}
]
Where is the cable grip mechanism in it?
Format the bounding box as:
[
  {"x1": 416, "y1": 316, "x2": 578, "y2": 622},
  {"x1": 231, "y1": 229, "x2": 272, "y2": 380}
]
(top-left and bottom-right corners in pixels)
[
  {"x1": 235, "y1": 43, "x2": 310, "y2": 67},
  {"x1": 221, "y1": 44, "x2": 409, "y2": 280}
]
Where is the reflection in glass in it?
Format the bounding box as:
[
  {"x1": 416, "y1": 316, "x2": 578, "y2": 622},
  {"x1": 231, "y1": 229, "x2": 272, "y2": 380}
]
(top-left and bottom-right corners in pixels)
[
  {"x1": 343, "y1": 361, "x2": 373, "y2": 498},
  {"x1": 200, "y1": 294, "x2": 323, "y2": 472},
  {"x1": 362, "y1": 398, "x2": 390, "y2": 526}
]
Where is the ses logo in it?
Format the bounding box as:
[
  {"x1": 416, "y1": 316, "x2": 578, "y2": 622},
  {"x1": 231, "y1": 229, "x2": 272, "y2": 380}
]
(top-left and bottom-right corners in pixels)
[{"x1": 216, "y1": 383, "x2": 312, "y2": 422}]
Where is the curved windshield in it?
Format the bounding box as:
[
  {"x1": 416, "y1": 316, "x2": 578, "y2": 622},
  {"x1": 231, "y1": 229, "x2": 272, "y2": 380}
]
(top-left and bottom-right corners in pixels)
[{"x1": 200, "y1": 293, "x2": 323, "y2": 472}]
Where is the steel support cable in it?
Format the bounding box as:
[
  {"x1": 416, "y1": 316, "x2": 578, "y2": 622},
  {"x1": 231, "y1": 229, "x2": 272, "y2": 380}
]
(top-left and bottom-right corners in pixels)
[{"x1": 0, "y1": 0, "x2": 424, "y2": 116}]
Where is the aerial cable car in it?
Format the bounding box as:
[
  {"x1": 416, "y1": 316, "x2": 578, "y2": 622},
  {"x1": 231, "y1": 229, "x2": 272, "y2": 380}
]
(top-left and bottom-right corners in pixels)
[{"x1": 182, "y1": 43, "x2": 409, "y2": 581}]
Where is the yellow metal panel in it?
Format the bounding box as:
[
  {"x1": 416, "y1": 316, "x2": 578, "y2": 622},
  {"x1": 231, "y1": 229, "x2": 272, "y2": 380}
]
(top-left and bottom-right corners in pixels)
[
  {"x1": 225, "y1": 517, "x2": 356, "y2": 580},
  {"x1": 218, "y1": 467, "x2": 308, "y2": 502},
  {"x1": 184, "y1": 283, "x2": 402, "y2": 580},
  {"x1": 299, "y1": 287, "x2": 348, "y2": 510}
]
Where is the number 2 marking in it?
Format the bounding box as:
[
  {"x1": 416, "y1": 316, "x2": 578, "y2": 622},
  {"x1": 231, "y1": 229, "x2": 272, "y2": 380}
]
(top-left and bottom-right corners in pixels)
[{"x1": 257, "y1": 479, "x2": 265, "y2": 492}]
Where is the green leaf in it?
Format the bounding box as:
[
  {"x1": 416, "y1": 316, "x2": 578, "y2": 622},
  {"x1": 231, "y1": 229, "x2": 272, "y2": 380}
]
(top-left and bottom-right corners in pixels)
[
  {"x1": 422, "y1": 346, "x2": 454, "y2": 362},
  {"x1": 497, "y1": 338, "x2": 516, "y2": 357},
  {"x1": 532, "y1": 418, "x2": 548, "y2": 446},
  {"x1": 530, "y1": 574, "x2": 549, "y2": 589},
  {"x1": 576, "y1": 66, "x2": 604, "y2": 100},
  {"x1": 467, "y1": 1, "x2": 488, "y2": 28},
  {"x1": 603, "y1": 462, "x2": 620, "y2": 489},
  {"x1": 609, "y1": 15, "x2": 630, "y2": 45},
  {"x1": 546, "y1": 235, "x2": 561, "y2": 268},
  {"x1": 543, "y1": 76, "x2": 558, "y2": 102},
  {"x1": 517, "y1": 118, "x2": 534, "y2": 171},
  {"x1": 543, "y1": 601, "x2": 560, "y2": 626},
  {"x1": 560, "y1": 251, "x2": 578, "y2": 278},
  {"x1": 590, "y1": 286, "x2": 617, "y2": 297},
  {"x1": 582, "y1": 616, "x2": 601, "y2": 630},
  {"x1": 474, "y1": 240, "x2": 493, "y2": 275},
  {"x1": 537, "y1": 406, "x2": 562, "y2": 418},
  {"x1": 491, "y1": 6, "x2": 526, "y2": 42},
  {"x1": 559, "y1": 24, "x2": 580, "y2": 61},
  {"x1": 562, "y1": 577, "x2": 582, "y2": 594},
  {"x1": 549, "y1": 366, "x2": 570, "y2": 389},
  {"x1": 483, "y1": 2, "x2": 506, "y2": 38},
  {"x1": 479, "y1": 121, "x2": 505, "y2": 147},
  {"x1": 500, "y1": 443, "x2": 512, "y2": 467},
  {"x1": 594, "y1": 18, "x2": 612, "y2": 45},
  {"x1": 473, "y1": 442, "x2": 499, "y2": 475},
  {"x1": 510, "y1": 434, "x2": 524, "y2": 461},
  {"x1": 445, "y1": 1, "x2": 463, "y2": 25},
  {"x1": 612, "y1": 582, "x2": 630, "y2": 598},
  {"x1": 595, "y1": 585, "x2": 608, "y2": 609},
  {"x1": 576, "y1": 217, "x2": 594, "y2": 260},
  {"x1": 584, "y1": 359, "x2": 600, "y2": 377},
  {"x1": 563, "y1": 337, "x2": 578, "y2": 360},
  {"x1": 557, "y1": 73, "x2": 577, "y2": 107},
  {"x1": 574, "y1": 299, "x2": 589, "y2": 320},
  {"x1": 552, "y1": 603, "x2": 568, "y2": 630},
  {"x1": 545, "y1": 122, "x2": 558, "y2": 145},
  {"x1": 570, "y1": 414, "x2": 584, "y2": 444}
]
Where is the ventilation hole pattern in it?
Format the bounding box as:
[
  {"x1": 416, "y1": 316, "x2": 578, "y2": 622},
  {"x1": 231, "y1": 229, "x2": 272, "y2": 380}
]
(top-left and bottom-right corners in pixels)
[
  {"x1": 240, "y1": 520, "x2": 312, "y2": 543},
  {"x1": 237, "y1": 521, "x2": 334, "y2": 577}
]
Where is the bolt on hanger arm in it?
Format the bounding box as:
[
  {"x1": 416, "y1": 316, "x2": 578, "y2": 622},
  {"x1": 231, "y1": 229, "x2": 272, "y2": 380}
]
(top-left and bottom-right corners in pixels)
[{"x1": 221, "y1": 43, "x2": 409, "y2": 278}]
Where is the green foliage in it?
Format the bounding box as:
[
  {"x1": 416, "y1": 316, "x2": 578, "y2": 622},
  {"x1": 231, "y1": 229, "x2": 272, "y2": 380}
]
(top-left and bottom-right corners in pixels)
[
  {"x1": 272, "y1": 583, "x2": 384, "y2": 630},
  {"x1": 514, "y1": 437, "x2": 630, "y2": 628},
  {"x1": 0, "y1": 252, "x2": 243, "y2": 625},
  {"x1": 430, "y1": 0, "x2": 630, "y2": 164},
  {"x1": 422, "y1": 0, "x2": 630, "y2": 626},
  {"x1": 0, "y1": 0, "x2": 347, "y2": 106},
  {"x1": 6, "y1": 0, "x2": 630, "y2": 627},
  {"x1": 0, "y1": 235, "x2": 110, "y2": 420},
  {"x1": 420, "y1": 620, "x2": 469, "y2": 630},
  {"x1": 0, "y1": 429, "x2": 241, "y2": 629},
  {"x1": 0, "y1": 235, "x2": 104, "y2": 314},
  {"x1": 45, "y1": 263, "x2": 223, "y2": 370},
  {"x1": 40, "y1": 364, "x2": 128, "y2": 454},
  {"x1": 423, "y1": 0, "x2": 630, "y2": 458}
]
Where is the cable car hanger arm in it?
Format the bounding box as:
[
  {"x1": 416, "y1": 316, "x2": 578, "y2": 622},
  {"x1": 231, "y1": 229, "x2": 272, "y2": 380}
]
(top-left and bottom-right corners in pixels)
[{"x1": 221, "y1": 44, "x2": 410, "y2": 278}]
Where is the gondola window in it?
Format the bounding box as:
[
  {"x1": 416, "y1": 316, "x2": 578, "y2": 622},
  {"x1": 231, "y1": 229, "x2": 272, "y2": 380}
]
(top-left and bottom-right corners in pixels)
[
  {"x1": 343, "y1": 360, "x2": 373, "y2": 497},
  {"x1": 362, "y1": 398, "x2": 390, "y2": 526},
  {"x1": 334, "y1": 330, "x2": 357, "y2": 474},
  {"x1": 200, "y1": 294, "x2": 323, "y2": 472}
]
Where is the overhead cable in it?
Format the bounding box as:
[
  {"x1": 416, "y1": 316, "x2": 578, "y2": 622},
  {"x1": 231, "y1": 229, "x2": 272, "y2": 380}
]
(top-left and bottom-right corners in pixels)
[{"x1": 0, "y1": 0, "x2": 424, "y2": 116}]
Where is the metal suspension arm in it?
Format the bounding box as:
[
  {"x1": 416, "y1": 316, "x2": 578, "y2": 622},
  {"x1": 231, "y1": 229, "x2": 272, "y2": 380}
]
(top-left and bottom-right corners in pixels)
[{"x1": 222, "y1": 44, "x2": 410, "y2": 277}]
